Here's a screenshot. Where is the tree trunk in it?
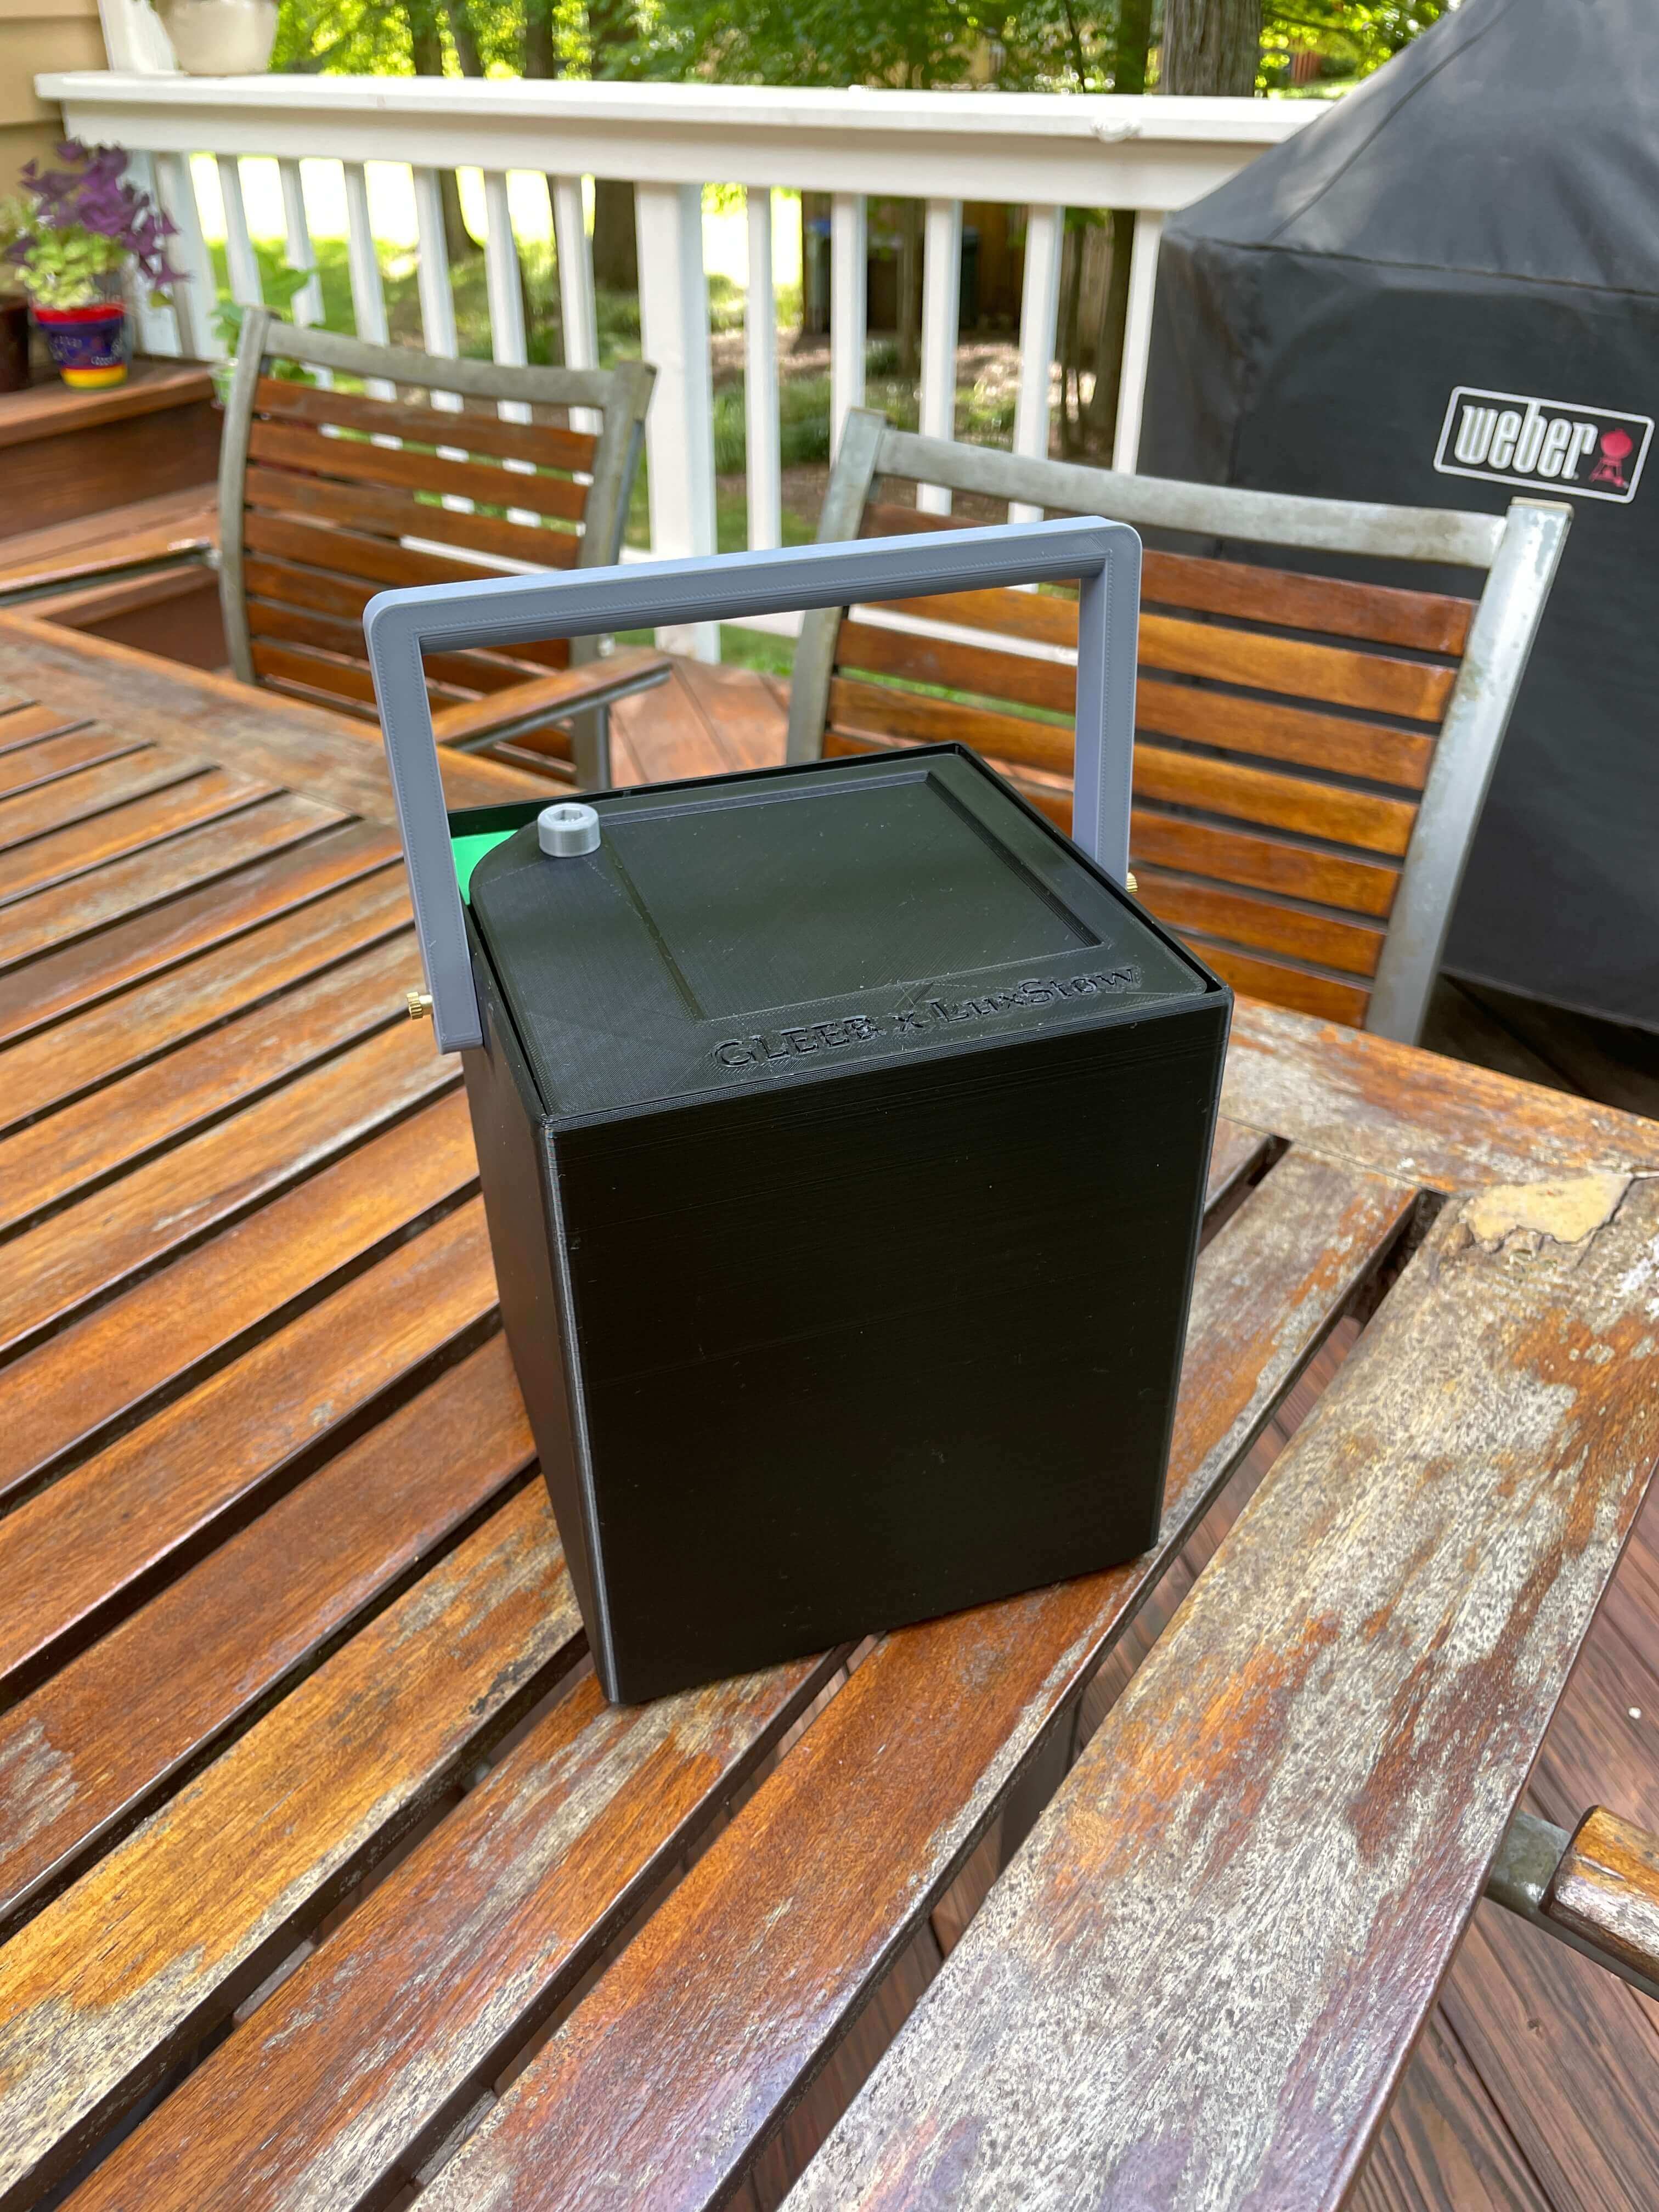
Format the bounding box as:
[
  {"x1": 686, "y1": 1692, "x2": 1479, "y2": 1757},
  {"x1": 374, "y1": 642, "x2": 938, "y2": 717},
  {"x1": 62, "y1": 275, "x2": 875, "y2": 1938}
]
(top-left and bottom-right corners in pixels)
[
  {"x1": 1057, "y1": 222, "x2": 1084, "y2": 456},
  {"x1": 1159, "y1": 0, "x2": 1263, "y2": 95},
  {"x1": 444, "y1": 0, "x2": 483, "y2": 76},
  {"x1": 586, "y1": 0, "x2": 639, "y2": 296},
  {"x1": 896, "y1": 200, "x2": 922, "y2": 379},
  {"x1": 591, "y1": 178, "x2": 637, "y2": 294},
  {"x1": 521, "y1": 0, "x2": 565, "y2": 364},
  {"x1": 1082, "y1": 0, "x2": 1155, "y2": 450},
  {"x1": 522, "y1": 0, "x2": 557, "y2": 76},
  {"x1": 403, "y1": 0, "x2": 477, "y2": 264},
  {"x1": 1082, "y1": 212, "x2": 1134, "y2": 449}
]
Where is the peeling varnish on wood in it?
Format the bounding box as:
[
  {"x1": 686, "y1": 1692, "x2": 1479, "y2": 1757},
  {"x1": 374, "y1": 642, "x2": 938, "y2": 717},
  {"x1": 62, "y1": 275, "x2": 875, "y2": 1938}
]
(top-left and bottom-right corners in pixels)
[
  {"x1": 0, "y1": 1491, "x2": 579, "y2": 2208},
  {"x1": 0, "y1": 1722, "x2": 75, "y2": 1860},
  {"x1": 408, "y1": 1153, "x2": 1418, "y2": 2212},
  {"x1": 1461, "y1": 1171, "x2": 1632, "y2": 1251},
  {"x1": 780, "y1": 1184, "x2": 1659, "y2": 2212},
  {"x1": 1222, "y1": 999, "x2": 1659, "y2": 1194}
]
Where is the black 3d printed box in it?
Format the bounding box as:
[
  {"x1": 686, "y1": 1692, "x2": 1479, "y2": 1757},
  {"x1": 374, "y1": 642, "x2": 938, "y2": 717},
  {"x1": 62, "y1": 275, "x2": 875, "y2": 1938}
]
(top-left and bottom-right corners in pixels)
[
  {"x1": 366, "y1": 522, "x2": 1229, "y2": 1701},
  {"x1": 456, "y1": 746, "x2": 1226, "y2": 1699}
]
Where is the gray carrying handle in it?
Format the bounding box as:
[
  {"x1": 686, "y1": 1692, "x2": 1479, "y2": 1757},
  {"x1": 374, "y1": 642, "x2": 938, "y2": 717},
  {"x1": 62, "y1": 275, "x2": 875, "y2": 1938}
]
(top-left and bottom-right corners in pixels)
[{"x1": 364, "y1": 517, "x2": 1141, "y2": 1053}]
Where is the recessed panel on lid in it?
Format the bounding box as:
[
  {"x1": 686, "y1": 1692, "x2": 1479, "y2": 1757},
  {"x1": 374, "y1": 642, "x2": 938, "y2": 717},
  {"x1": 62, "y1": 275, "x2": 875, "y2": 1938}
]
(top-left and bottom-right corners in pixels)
[{"x1": 604, "y1": 774, "x2": 1094, "y2": 1019}]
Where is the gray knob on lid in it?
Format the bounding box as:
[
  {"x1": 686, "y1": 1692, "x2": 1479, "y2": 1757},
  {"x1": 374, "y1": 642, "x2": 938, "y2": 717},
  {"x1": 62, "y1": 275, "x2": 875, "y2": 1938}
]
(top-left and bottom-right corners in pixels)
[{"x1": 538, "y1": 802, "x2": 601, "y2": 857}]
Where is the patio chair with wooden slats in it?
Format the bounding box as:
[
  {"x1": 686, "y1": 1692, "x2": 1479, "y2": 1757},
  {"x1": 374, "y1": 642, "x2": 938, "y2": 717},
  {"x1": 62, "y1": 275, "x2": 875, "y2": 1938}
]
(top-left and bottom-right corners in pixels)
[
  {"x1": 787, "y1": 411, "x2": 1572, "y2": 1044},
  {"x1": 216, "y1": 308, "x2": 669, "y2": 787}
]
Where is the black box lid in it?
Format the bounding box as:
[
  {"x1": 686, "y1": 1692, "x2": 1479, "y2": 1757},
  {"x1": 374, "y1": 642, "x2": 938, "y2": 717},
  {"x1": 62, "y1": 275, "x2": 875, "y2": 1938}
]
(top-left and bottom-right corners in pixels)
[{"x1": 466, "y1": 747, "x2": 1216, "y2": 1122}]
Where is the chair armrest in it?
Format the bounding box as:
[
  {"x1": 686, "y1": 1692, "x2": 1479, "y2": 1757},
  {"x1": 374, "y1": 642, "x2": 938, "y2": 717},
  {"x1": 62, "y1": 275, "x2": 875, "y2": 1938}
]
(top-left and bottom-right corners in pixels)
[
  {"x1": 1486, "y1": 1804, "x2": 1659, "y2": 2001},
  {"x1": 1544, "y1": 1807, "x2": 1659, "y2": 1984},
  {"x1": 0, "y1": 533, "x2": 216, "y2": 612},
  {"x1": 428, "y1": 647, "x2": 671, "y2": 752}
]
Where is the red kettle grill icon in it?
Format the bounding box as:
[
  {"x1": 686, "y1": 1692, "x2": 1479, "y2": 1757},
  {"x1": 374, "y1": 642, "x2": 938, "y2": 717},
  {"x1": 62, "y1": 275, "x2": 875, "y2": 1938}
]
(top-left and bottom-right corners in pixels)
[{"x1": 1590, "y1": 427, "x2": 1634, "y2": 489}]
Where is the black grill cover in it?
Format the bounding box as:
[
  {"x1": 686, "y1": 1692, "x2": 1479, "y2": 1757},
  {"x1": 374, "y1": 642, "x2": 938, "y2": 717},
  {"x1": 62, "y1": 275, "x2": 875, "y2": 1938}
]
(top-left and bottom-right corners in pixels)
[{"x1": 1141, "y1": 0, "x2": 1659, "y2": 1030}]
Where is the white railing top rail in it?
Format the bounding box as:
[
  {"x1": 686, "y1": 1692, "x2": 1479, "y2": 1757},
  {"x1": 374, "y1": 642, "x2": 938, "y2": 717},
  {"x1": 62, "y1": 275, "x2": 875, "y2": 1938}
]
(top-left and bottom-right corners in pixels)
[
  {"x1": 36, "y1": 74, "x2": 1311, "y2": 201},
  {"x1": 36, "y1": 62, "x2": 1318, "y2": 658}
]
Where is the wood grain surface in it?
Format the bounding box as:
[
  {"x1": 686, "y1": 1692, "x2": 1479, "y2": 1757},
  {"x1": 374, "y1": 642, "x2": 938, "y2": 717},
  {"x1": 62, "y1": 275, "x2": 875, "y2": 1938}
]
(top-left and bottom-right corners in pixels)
[
  {"x1": 247, "y1": 417, "x2": 590, "y2": 523},
  {"x1": 0, "y1": 1335, "x2": 532, "y2": 1926},
  {"x1": 0, "y1": 1088, "x2": 477, "y2": 1501},
  {"x1": 0, "y1": 617, "x2": 548, "y2": 818},
  {"x1": 0, "y1": 768, "x2": 278, "y2": 907},
  {"x1": 415, "y1": 1150, "x2": 1415, "y2": 2212},
  {"x1": 0, "y1": 866, "x2": 408, "y2": 1127},
  {"x1": 0, "y1": 1198, "x2": 498, "y2": 1690},
  {"x1": 0, "y1": 934, "x2": 413, "y2": 1228},
  {"x1": 0, "y1": 794, "x2": 348, "y2": 971},
  {"x1": 0, "y1": 821, "x2": 399, "y2": 1042},
  {"x1": 0, "y1": 727, "x2": 138, "y2": 798},
  {"x1": 0, "y1": 745, "x2": 204, "y2": 847},
  {"x1": 0, "y1": 1487, "x2": 580, "y2": 2212},
  {"x1": 1224, "y1": 998, "x2": 1659, "y2": 1191},
  {"x1": 0, "y1": 1020, "x2": 454, "y2": 1357},
  {"x1": 250, "y1": 375, "x2": 599, "y2": 471},
  {"x1": 781, "y1": 1181, "x2": 1659, "y2": 2212},
  {"x1": 0, "y1": 635, "x2": 1653, "y2": 2212},
  {"x1": 72, "y1": 1651, "x2": 845, "y2": 2212}
]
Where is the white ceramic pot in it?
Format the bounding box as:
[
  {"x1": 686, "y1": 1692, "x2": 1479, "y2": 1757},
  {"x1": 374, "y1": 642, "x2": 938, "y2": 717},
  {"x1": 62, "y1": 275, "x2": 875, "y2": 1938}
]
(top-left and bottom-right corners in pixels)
[{"x1": 155, "y1": 0, "x2": 278, "y2": 74}]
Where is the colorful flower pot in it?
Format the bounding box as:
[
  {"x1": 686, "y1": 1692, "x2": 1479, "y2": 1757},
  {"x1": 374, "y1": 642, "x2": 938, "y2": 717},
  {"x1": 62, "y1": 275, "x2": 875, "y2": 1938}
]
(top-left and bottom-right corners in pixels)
[{"x1": 32, "y1": 302, "x2": 129, "y2": 390}]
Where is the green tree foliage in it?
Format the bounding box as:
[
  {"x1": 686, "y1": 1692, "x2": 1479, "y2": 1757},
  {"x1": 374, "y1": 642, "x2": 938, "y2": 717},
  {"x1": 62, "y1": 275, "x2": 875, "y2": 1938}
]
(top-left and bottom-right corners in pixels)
[
  {"x1": 272, "y1": 0, "x2": 1448, "y2": 98},
  {"x1": 1261, "y1": 2, "x2": 1449, "y2": 94}
]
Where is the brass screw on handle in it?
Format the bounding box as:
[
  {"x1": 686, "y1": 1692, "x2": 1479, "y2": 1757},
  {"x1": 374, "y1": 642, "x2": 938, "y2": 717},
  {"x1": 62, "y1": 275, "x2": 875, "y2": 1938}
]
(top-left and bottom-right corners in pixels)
[
  {"x1": 407, "y1": 989, "x2": 434, "y2": 1021},
  {"x1": 1126, "y1": 872, "x2": 1138, "y2": 895}
]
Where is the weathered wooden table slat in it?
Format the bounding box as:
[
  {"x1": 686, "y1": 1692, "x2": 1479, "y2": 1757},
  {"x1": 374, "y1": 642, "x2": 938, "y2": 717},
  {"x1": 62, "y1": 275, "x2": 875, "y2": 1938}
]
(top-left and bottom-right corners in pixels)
[
  {"x1": 0, "y1": 820, "x2": 400, "y2": 1042},
  {"x1": 412, "y1": 1151, "x2": 1419, "y2": 2212},
  {"x1": 0, "y1": 621, "x2": 1653, "y2": 2212},
  {"x1": 0, "y1": 1090, "x2": 478, "y2": 1502},
  {"x1": 0, "y1": 1337, "x2": 534, "y2": 1928},
  {"x1": 780, "y1": 1183, "x2": 1659, "y2": 2210}
]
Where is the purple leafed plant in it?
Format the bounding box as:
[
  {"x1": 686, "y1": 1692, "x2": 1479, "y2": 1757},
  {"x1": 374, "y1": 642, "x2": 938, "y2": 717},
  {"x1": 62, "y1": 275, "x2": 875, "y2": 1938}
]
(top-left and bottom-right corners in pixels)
[{"x1": 5, "y1": 140, "x2": 185, "y2": 309}]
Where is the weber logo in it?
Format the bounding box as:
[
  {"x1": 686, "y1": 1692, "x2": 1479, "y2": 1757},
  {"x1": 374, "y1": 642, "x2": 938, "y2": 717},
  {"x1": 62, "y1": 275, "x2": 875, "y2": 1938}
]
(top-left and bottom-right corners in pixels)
[{"x1": 1435, "y1": 386, "x2": 1653, "y2": 504}]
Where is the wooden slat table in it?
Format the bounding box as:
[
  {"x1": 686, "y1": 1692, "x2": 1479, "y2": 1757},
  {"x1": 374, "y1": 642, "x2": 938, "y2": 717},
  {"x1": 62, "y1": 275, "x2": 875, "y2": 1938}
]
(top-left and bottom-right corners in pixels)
[{"x1": 0, "y1": 616, "x2": 1656, "y2": 2212}]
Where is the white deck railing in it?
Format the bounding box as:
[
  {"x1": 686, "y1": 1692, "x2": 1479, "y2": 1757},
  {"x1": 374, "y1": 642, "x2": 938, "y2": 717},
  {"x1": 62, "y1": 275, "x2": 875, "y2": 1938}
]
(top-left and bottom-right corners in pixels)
[{"x1": 38, "y1": 49, "x2": 1312, "y2": 659}]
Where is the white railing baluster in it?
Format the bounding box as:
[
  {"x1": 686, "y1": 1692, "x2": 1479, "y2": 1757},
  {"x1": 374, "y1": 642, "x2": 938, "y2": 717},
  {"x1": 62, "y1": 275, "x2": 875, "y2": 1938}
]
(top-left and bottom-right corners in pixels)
[
  {"x1": 411, "y1": 165, "x2": 462, "y2": 412},
  {"x1": 483, "y1": 170, "x2": 538, "y2": 524},
  {"x1": 277, "y1": 157, "x2": 324, "y2": 329},
  {"x1": 124, "y1": 150, "x2": 178, "y2": 356},
  {"x1": 152, "y1": 150, "x2": 219, "y2": 360},
  {"x1": 917, "y1": 196, "x2": 964, "y2": 515},
  {"x1": 482, "y1": 170, "x2": 531, "y2": 421},
  {"x1": 216, "y1": 154, "x2": 260, "y2": 309},
  {"x1": 744, "y1": 186, "x2": 781, "y2": 552},
  {"x1": 341, "y1": 160, "x2": 394, "y2": 398},
  {"x1": 1111, "y1": 210, "x2": 1164, "y2": 476},
  {"x1": 95, "y1": 0, "x2": 174, "y2": 69},
  {"x1": 830, "y1": 192, "x2": 866, "y2": 449},
  {"x1": 276, "y1": 155, "x2": 331, "y2": 387},
  {"x1": 552, "y1": 175, "x2": 600, "y2": 438},
  {"x1": 1010, "y1": 203, "x2": 1064, "y2": 523},
  {"x1": 635, "y1": 180, "x2": 719, "y2": 660}
]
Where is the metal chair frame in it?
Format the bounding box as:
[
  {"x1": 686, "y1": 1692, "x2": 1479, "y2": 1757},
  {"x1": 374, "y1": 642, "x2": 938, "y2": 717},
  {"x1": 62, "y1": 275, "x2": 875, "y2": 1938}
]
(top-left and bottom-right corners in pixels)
[
  {"x1": 218, "y1": 311, "x2": 657, "y2": 784},
  {"x1": 786, "y1": 412, "x2": 1573, "y2": 1044}
]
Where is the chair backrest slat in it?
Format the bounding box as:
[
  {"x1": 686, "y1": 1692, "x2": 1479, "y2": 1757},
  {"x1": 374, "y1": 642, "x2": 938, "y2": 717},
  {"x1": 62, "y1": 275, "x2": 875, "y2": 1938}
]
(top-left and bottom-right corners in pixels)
[
  {"x1": 219, "y1": 312, "x2": 653, "y2": 733},
  {"x1": 246, "y1": 417, "x2": 591, "y2": 524},
  {"x1": 794, "y1": 415, "x2": 1571, "y2": 1042},
  {"x1": 249, "y1": 374, "x2": 599, "y2": 473}
]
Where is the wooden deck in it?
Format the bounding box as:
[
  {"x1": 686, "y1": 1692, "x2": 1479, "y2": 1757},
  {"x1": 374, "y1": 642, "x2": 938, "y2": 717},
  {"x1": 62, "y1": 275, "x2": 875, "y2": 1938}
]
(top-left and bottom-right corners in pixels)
[{"x1": 619, "y1": 653, "x2": 1659, "y2": 2212}]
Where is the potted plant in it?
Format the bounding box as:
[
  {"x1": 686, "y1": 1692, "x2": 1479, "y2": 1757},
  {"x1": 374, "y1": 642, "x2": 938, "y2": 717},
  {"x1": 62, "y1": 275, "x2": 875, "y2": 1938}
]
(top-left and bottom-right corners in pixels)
[{"x1": 4, "y1": 142, "x2": 185, "y2": 390}]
